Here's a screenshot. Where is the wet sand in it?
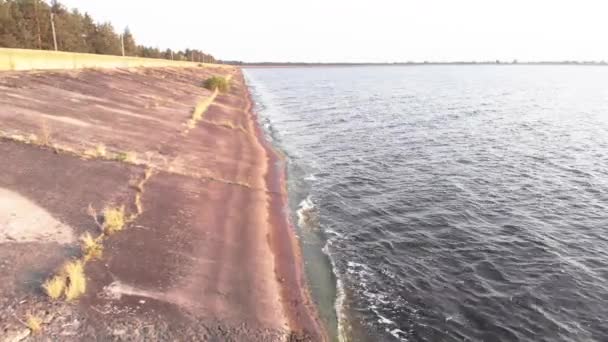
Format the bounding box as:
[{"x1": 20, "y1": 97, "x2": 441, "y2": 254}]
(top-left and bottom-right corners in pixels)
[{"x1": 0, "y1": 67, "x2": 326, "y2": 341}]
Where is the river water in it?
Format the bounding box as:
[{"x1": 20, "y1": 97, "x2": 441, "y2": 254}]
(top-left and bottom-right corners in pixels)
[{"x1": 243, "y1": 66, "x2": 608, "y2": 342}]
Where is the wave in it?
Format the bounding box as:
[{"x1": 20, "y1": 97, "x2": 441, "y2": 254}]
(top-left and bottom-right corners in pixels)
[
  {"x1": 323, "y1": 241, "x2": 349, "y2": 342},
  {"x1": 296, "y1": 196, "x2": 318, "y2": 230},
  {"x1": 305, "y1": 173, "x2": 318, "y2": 181}
]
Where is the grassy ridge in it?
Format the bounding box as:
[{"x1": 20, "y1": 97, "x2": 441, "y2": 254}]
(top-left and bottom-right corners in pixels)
[{"x1": 0, "y1": 48, "x2": 231, "y2": 71}]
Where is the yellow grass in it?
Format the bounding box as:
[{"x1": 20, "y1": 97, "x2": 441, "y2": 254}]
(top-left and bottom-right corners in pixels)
[
  {"x1": 115, "y1": 151, "x2": 136, "y2": 163},
  {"x1": 95, "y1": 143, "x2": 106, "y2": 157},
  {"x1": 26, "y1": 314, "x2": 42, "y2": 334},
  {"x1": 63, "y1": 261, "x2": 86, "y2": 301},
  {"x1": 103, "y1": 205, "x2": 126, "y2": 234},
  {"x1": 184, "y1": 89, "x2": 219, "y2": 131},
  {"x1": 84, "y1": 143, "x2": 107, "y2": 158},
  {"x1": 7, "y1": 134, "x2": 27, "y2": 143},
  {"x1": 203, "y1": 76, "x2": 230, "y2": 92},
  {"x1": 80, "y1": 232, "x2": 103, "y2": 261},
  {"x1": 194, "y1": 89, "x2": 218, "y2": 120},
  {"x1": 0, "y1": 47, "x2": 232, "y2": 71},
  {"x1": 42, "y1": 275, "x2": 65, "y2": 300}
]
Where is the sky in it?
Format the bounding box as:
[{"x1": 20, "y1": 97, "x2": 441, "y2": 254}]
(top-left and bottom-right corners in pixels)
[{"x1": 60, "y1": 0, "x2": 608, "y2": 63}]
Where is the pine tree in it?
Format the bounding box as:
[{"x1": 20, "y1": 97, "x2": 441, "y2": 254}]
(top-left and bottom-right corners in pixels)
[
  {"x1": 81, "y1": 12, "x2": 96, "y2": 53},
  {"x1": 122, "y1": 27, "x2": 136, "y2": 56},
  {"x1": 92, "y1": 22, "x2": 121, "y2": 55},
  {"x1": 0, "y1": 1, "x2": 20, "y2": 47}
]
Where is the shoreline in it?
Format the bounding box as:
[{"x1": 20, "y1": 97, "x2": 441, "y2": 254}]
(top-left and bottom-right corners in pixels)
[
  {"x1": 244, "y1": 71, "x2": 343, "y2": 342},
  {"x1": 243, "y1": 71, "x2": 328, "y2": 340}
]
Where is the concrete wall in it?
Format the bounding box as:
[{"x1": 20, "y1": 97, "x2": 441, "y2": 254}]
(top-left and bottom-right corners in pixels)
[{"x1": 0, "y1": 48, "x2": 226, "y2": 71}]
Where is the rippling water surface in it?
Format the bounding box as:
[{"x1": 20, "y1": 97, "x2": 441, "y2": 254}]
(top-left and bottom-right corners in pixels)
[{"x1": 244, "y1": 66, "x2": 608, "y2": 342}]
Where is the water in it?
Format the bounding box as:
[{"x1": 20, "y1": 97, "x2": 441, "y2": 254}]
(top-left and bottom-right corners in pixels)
[{"x1": 243, "y1": 66, "x2": 608, "y2": 342}]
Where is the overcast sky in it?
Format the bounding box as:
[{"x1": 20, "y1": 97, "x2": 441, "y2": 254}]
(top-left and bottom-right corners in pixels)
[{"x1": 60, "y1": 0, "x2": 608, "y2": 63}]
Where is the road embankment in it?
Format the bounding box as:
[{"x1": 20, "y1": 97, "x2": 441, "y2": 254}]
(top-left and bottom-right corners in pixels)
[
  {"x1": 0, "y1": 64, "x2": 326, "y2": 340},
  {"x1": 0, "y1": 48, "x2": 231, "y2": 71}
]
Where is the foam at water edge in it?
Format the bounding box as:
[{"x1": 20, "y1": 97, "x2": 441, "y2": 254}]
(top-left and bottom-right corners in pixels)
[
  {"x1": 345, "y1": 261, "x2": 408, "y2": 341},
  {"x1": 244, "y1": 70, "x2": 347, "y2": 341},
  {"x1": 323, "y1": 241, "x2": 349, "y2": 342},
  {"x1": 296, "y1": 196, "x2": 316, "y2": 228}
]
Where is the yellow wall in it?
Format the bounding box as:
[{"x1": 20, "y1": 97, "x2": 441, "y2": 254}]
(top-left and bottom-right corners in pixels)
[{"x1": 0, "y1": 48, "x2": 229, "y2": 71}]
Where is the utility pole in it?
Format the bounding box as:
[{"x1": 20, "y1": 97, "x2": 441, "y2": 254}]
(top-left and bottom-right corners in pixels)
[
  {"x1": 170, "y1": 50, "x2": 174, "y2": 60},
  {"x1": 120, "y1": 34, "x2": 125, "y2": 56},
  {"x1": 50, "y1": 12, "x2": 58, "y2": 51}
]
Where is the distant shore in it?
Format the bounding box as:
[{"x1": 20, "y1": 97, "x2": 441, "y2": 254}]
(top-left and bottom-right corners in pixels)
[{"x1": 237, "y1": 61, "x2": 608, "y2": 67}]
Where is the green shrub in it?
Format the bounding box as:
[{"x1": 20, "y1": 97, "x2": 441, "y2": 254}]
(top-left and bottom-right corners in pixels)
[{"x1": 203, "y1": 76, "x2": 230, "y2": 92}]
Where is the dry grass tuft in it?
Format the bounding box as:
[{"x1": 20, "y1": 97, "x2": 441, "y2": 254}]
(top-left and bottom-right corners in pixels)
[
  {"x1": 80, "y1": 232, "x2": 103, "y2": 261},
  {"x1": 95, "y1": 143, "x2": 106, "y2": 157},
  {"x1": 84, "y1": 143, "x2": 107, "y2": 158},
  {"x1": 63, "y1": 261, "x2": 86, "y2": 301},
  {"x1": 115, "y1": 151, "x2": 136, "y2": 163},
  {"x1": 26, "y1": 314, "x2": 42, "y2": 334},
  {"x1": 42, "y1": 275, "x2": 65, "y2": 300},
  {"x1": 8, "y1": 134, "x2": 27, "y2": 143},
  {"x1": 103, "y1": 205, "x2": 126, "y2": 234},
  {"x1": 184, "y1": 90, "x2": 218, "y2": 132},
  {"x1": 203, "y1": 76, "x2": 230, "y2": 92},
  {"x1": 192, "y1": 106, "x2": 204, "y2": 122},
  {"x1": 43, "y1": 260, "x2": 88, "y2": 301}
]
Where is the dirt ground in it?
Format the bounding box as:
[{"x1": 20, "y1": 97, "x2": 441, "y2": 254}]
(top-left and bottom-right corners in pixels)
[{"x1": 0, "y1": 66, "x2": 326, "y2": 341}]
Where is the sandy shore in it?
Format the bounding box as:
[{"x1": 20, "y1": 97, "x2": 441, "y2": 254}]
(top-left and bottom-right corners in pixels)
[{"x1": 0, "y1": 67, "x2": 326, "y2": 341}]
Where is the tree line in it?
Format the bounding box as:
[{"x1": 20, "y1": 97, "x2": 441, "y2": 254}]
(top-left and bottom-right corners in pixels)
[{"x1": 0, "y1": 0, "x2": 216, "y2": 62}]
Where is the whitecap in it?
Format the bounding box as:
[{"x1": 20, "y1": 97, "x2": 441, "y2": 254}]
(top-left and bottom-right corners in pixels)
[
  {"x1": 296, "y1": 196, "x2": 318, "y2": 229},
  {"x1": 304, "y1": 173, "x2": 318, "y2": 181}
]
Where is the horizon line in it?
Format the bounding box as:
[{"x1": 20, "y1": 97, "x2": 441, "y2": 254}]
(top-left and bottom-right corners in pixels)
[{"x1": 229, "y1": 60, "x2": 608, "y2": 66}]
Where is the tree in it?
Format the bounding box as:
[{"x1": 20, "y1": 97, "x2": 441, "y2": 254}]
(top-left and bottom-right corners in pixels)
[
  {"x1": 91, "y1": 22, "x2": 121, "y2": 55},
  {"x1": 10, "y1": 0, "x2": 38, "y2": 48},
  {"x1": 54, "y1": 7, "x2": 89, "y2": 52},
  {"x1": 163, "y1": 48, "x2": 173, "y2": 60},
  {"x1": 122, "y1": 27, "x2": 136, "y2": 55},
  {"x1": 0, "y1": 1, "x2": 21, "y2": 47},
  {"x1": 0, "y1": 0, "x2": 218, "y2": 62},
  {"x1": 81, "y1": 12, "x2": 96, "y2": 53}
]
